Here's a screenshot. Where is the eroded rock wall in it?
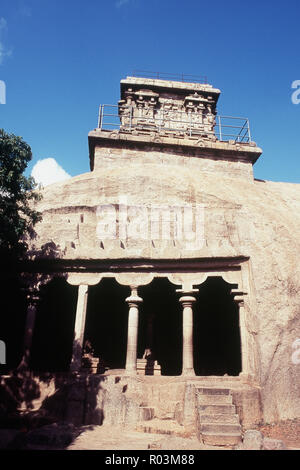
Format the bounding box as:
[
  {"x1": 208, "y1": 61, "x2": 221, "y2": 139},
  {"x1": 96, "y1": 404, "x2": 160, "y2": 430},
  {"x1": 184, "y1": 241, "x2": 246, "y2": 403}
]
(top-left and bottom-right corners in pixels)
[{"x1": 27, "y1": 154, "x2": 300, "y2": 424}]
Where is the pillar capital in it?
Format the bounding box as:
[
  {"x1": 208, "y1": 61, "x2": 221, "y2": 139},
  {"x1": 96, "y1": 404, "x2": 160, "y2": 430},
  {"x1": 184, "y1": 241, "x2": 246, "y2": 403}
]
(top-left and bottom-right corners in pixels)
[
  {"x1": 176, "y1": 288, "x2": 199, "y2": 295},
  {"x1": 126, "y1": 285, "x2": 143, "y2": 307},
  {"x1": 125, "y1": 295, "x2": 143, "y2": 307},
  {"x1": 176, "y1": 288, "x2": 198, "y2": 308},
  {"x1": 230, "y1": 289, "x2": 246, "y2": 305},
  {"x1": 178, "y1": 295, "x2": 197, "y2": 307}
]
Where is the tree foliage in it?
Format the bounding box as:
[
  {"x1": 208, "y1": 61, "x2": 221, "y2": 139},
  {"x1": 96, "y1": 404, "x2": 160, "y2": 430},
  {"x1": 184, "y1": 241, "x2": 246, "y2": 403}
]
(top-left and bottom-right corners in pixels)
[{"x1": 0, "y1": 129, "x2": 42, "y2": 258}]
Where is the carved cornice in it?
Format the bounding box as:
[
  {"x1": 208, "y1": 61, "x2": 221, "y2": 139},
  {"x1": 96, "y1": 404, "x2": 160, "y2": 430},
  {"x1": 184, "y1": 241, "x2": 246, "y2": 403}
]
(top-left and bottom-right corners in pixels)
[
  {"x1": 17, "y1": 256, "x2": 249, "y2": 274},
  {"x1": 88, "y1": 129, "x2": 261, "y2": 171}
]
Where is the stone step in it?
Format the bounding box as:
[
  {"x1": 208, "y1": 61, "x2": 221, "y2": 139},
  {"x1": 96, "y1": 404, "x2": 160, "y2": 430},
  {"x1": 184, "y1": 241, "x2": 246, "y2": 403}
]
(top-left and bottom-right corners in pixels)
[
  {"x1": 200, "y1": 423, "x2": 241, "y2": 434},
  {"x1": 197, "y1": 394, "x2": 232, "y2": 405},
  {"x1": 201, "y1": 432, "x2": 242, "y2": 446},
  {"x1": 136, "y1": 419, "x2": 191, "y2": 438},
  {"x1": 199, "y1": 413, "x2": 240, "y2": 424},
  {"x1": 198, "y1": 404, "x2": 236, "y2": 414},
  {"x1": 139, "y1": 407, "x2": 155, "y2": 421},
  {"x1": 196, "y1": 386, "x2": 242, "y2": 447},
  {"x1": 196, "y1": 387, "x2": 230, "y2": 396}
]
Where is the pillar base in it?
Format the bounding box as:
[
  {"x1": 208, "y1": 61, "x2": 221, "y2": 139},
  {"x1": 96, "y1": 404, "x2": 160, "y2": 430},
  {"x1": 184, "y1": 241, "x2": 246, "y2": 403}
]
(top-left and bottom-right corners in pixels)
[
  {"x1": 181, "y1": 369, "x2": 196, "y2": 377},
  {"x1": 125, "y1": 368, "x2": 137, "y2": 375}
]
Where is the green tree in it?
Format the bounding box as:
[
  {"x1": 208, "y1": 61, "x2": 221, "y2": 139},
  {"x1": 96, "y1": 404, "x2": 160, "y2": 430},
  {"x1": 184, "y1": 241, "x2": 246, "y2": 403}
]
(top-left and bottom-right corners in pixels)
[{"x1": 0, "y1": 129, "x2": 42, "y2": 259}]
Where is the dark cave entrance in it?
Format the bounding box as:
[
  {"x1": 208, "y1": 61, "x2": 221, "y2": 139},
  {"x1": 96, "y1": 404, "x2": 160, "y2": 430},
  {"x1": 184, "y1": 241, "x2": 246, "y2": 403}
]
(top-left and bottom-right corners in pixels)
[
  {"x1": 29, "y1": 274, "x2": 242, "y2": 376},
  {"x1": 84, "y1": 278, "x2": 130, "y2": 370},
  {"x1": 30, "y1": 277, "x2": 77, "y2": 372},
  {"x1": 0, "y1": 275, "x2": 27, "y2": 373},
  {"x1": 138, "y1": 278, "x2": 182, "y2": 376},
  {"x1": 193, "y1": 276, "x2": 242, "y2": 376}
]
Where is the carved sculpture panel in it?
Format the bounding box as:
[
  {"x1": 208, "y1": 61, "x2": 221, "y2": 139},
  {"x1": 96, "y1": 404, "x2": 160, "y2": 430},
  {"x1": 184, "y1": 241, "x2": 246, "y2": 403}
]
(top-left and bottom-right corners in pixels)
[{"x1": 118, "y1": 87, "x2": 217, "y2": 139}]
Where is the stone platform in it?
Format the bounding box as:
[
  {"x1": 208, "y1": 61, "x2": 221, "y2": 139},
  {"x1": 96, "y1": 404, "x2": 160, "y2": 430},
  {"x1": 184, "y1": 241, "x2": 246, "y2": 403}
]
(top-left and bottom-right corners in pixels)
[{"x1": 2, "y1": 369, "x2": 262, "y2": 445}]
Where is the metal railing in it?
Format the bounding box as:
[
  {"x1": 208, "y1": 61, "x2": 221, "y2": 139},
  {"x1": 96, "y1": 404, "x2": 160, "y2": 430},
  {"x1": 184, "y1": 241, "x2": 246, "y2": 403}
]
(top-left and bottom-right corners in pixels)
[
  {"x1": 97, "y1": 104, "x2": 251, "y2": 143},
  {"x1": 215, "y1": 115, "x2": 251, "y2": 143},
  {"x1": 132, "y1": 70, "x2": 208, "y2": 84}
]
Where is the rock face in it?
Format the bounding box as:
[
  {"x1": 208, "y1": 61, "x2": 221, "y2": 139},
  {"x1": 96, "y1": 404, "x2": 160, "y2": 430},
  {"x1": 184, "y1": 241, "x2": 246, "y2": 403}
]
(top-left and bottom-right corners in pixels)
[
  {"x1": 262, "y1": 437, "x2": 287, "y2": 450},
  {"x1": 23, "y1": 76, "x2": 300, "y2": 426},
  {"x1": 237, "y1": 430, "x2": 287, "y2": 450},
  {"x1": 27, "y1": 162, "x2": 300, "y2": 422},
  {"x1": 241, "y1": 430, "x2": 263, "y2": 450}
]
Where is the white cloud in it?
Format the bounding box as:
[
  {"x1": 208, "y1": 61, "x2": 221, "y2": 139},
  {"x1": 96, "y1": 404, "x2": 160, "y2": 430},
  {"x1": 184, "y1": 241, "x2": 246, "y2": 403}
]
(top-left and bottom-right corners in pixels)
[{"x1": 31, "y1": 158, "x2": 71, "y2": 187}]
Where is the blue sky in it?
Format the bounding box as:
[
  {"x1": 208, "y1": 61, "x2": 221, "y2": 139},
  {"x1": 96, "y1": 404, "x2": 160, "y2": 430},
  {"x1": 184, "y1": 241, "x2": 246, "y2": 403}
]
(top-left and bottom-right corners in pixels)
[{"x1": 0, "y1": 0, "x2": 300, "y2": 183}]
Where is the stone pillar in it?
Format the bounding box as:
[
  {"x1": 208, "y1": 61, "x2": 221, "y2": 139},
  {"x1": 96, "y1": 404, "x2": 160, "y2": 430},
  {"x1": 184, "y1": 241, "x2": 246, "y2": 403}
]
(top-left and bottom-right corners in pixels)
[
  {"x1": 177, "y1": 289, "x2": 198, "y2": 376},
  {"x1": 70, "y1": 284, "x2": 88, "y2": 372},
  {"x1": 125, "y1": 286, "x2": 142, "y2": 374},
  {"x1": 231, "y1": 289, "x2": 247, "y2": 378},
  {"x1": 18, "y1": 289, "x2": 39, "y2": 370}
]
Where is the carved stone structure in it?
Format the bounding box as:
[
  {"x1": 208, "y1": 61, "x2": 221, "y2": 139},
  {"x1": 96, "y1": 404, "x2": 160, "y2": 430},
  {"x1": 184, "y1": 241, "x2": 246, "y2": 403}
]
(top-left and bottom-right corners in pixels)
[
  {"x1": 117, "y1": 76, "x2": 219, "y2": 139},
  {"x1": 4, "y1": 75, "x2": 299, "y2": 445}
]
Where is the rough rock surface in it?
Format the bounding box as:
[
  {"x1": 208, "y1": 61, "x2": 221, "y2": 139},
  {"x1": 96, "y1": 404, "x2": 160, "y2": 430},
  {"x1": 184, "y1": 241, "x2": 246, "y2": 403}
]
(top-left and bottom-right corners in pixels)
[
  {"x1": 27, "y1": 152, "x2": 300, "y2": 425},
  {"x1": 237, "y1": 429, "x2": 288, "y2": 450},
  {"x1": 258, "y1": 418, "x2": 300, "y2": 448},
  {"x1": 238, "y1": 429, "x2": 263, "y2": 450},
  {"x1": 262, "y1": 437, "x2": 287, "y2": 450}
]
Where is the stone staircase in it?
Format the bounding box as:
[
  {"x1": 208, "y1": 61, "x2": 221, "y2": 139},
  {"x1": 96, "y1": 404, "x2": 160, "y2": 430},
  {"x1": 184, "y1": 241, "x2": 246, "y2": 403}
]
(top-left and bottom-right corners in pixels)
[
  {"x1": 196, "y1": 387, "x2": 242, "y2": 446},
  {"x1": 134, "y1": 382, "x2": 243, "y2": 447}
]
